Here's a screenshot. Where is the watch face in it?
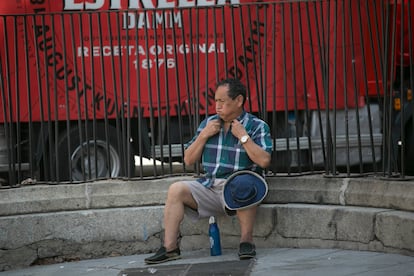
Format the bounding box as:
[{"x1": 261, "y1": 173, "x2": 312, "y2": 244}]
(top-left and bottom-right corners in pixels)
[{"x1": 241, "y1": 135, "x2": 248, "y2": 143}]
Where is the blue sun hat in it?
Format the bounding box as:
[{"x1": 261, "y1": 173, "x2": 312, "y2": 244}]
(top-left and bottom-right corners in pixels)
[{"x1": 223, "y1": 170, "x2": 268, "y2": 211}]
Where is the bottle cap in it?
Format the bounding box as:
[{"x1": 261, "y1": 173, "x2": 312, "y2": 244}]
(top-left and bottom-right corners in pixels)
[{"x1": 209, "y1": 216, "x2": 215, "y2": 224}]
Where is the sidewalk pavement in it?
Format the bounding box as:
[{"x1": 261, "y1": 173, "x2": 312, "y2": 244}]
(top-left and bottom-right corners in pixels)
[{"x1": 1, "y1": 248, "x2": 414, "y2": 276}]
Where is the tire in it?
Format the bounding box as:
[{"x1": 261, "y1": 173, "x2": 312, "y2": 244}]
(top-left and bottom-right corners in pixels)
[{"x1": 54, "y1": 123, "x2": 135, "y2": 181}]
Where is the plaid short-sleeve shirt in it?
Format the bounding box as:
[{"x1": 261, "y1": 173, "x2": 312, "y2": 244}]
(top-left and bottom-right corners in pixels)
[{"x1": 185, "y1": 111, "x2": 273, "y2": 187}]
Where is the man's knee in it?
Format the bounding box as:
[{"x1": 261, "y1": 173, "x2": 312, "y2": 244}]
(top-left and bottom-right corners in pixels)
[
  {"x1": 167, "y1": 182, "x2": 192, "y2": 200},
  {"x1": 236, "y1": 206, "x2": 257, "y2": 219},
  {"x1": 168, "y1": 181, "x2": 197, "y2": 209}
]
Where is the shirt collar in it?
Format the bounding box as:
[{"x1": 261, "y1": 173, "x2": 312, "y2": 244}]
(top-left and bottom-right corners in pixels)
[
  {"x1": 214, "y1": 110, "x2": 247, "y2": 125},
  {"x1": 237, "y1": 111, "x2": 247, "y2": 124}
]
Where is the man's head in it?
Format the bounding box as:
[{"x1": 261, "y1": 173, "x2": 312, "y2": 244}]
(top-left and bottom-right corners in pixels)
[
  {"x1": 215, "y1": 79, "x2": 246, "y2": 122},
  {"x1": 216, "y1": 78, "x2": 247, "y2": 105}
]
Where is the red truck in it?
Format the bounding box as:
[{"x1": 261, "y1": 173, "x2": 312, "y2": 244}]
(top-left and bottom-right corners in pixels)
[{"x1": 0, "y1": 0, "x2": 413, "y2": 184}]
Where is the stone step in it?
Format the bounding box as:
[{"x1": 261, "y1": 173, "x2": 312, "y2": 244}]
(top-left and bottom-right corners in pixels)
[
  {"x1": 0, "y1": 175, "x2": 413, "y2": 216},
  {"x1": 0, "y1": 175, "x2": 413, "y2": 271},
  {"x1": 1, "y1": 203, "x2": 414, "y2": 271}
]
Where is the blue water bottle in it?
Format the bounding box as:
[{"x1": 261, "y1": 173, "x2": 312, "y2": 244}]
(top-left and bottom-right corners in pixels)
[{"x1": 209, "y1": 216, "x2": 222, "y2": 256}]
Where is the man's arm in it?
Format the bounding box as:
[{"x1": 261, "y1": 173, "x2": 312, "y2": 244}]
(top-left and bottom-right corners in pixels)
[
  {"x1": 231, "y1": 119, "x2": 271, "y2": 169},
  {"x1": 239, "y1": 137, "x2": 271, "y2": 168},
  {"x1": 184, "y1": 119, "x2": 221, "y2": 166}
]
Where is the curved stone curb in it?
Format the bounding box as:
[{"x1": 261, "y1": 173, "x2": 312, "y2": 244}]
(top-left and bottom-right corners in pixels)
[
  {"x1": 0, "y1": 175, "x2": 413, "y2": 271},
  {"x1": 265, "y1": 175, "x2": 414, "y2": 212}
]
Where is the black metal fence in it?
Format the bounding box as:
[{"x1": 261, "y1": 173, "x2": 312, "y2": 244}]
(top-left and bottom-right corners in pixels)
[{"x1": 1, "y1": 0, "x2": 413, "y2": 187}]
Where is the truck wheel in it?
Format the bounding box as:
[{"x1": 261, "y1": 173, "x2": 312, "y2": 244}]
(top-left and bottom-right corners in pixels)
[{"x1": 55, "y1": 124, "x2": 135, "y2": 181}]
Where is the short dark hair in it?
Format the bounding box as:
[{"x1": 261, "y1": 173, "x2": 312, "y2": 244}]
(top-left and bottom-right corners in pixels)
[{"x1": 216, "y1": 78, "x2": 247, "y2": 105}]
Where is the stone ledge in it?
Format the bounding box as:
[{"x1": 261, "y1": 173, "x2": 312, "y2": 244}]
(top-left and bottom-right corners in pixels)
[
  {"x1": 1, "y1": 204, "x2": 413, "y2": 271},
  {"x1": 1, "y1": 175, "x2": 413, "y2": 271},
  {"x1": 0, "y1": 175, "x2": 413, "y2": 217},
  {"x1": 265, "y1": 175, "x2": 414, "y2": 212}
]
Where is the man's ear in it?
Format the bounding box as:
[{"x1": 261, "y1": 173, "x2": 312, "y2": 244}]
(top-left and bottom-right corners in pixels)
[{"x1": 237, "y1": 94, "x2": 244, "y2": 107}]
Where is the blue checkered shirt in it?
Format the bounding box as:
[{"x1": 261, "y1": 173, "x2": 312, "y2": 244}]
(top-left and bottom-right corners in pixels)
[{"x1": 185, "y1": 111, "x2": 273, "y2": 187}]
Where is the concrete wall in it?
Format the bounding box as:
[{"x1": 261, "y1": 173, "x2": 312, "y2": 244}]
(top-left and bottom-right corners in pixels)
[{"x1": 0, "y1": 175, "x2": 413, "y2": 271}]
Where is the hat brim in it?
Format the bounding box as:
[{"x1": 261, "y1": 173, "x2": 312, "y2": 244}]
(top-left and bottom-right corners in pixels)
[{"x1": 223, "y1": 170, "x2": 268, "y2": 211}]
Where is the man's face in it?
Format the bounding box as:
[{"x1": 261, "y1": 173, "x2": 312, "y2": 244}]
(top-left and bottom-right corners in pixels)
[{"x1": 215, "y1": 85, "x2": 243, "y2": 122}]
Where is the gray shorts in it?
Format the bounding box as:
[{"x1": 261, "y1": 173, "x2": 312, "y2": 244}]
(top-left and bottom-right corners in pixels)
[{"x1": 183, "y1": 179, "x2": 235, "y2": 220}]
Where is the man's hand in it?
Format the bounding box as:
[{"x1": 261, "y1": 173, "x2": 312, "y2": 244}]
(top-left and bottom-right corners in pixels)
[
  {"x1": 231, "y1": 119, "x2": 271, "y2": 168},
  {"x1": 184, "y1": 119, "x2": 220, "y2": 166},
  {"x1": 200, "y1": 119, "x2": 221, "y2": 139},
  {"x1": 231, "y1": 119, "x2": 248, "y2": 140}
]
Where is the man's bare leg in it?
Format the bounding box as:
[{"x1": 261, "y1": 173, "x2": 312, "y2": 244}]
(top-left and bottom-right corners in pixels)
[
  {"x1": 237, "y1": 206, "x2": 257, "y2": 243},
  {"x1": 163, "y1": 181, "x2": 198, "y2": 251},
  {"x1": 236, "y1": 206, "x2": 258, "y2": 259}
]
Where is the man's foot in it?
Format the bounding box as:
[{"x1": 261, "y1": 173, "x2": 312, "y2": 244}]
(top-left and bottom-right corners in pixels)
[
  {"x1": 238, "y1": 242, "x2": 256, "y2": 260},
  {"x1": 144, "y1": 246, "x2": 181, "y2": 264}
]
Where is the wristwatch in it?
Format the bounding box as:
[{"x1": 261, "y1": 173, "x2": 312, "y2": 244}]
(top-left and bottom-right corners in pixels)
[{"x1": 240, "y1": 135, "x2": 250, "y2": 144}]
